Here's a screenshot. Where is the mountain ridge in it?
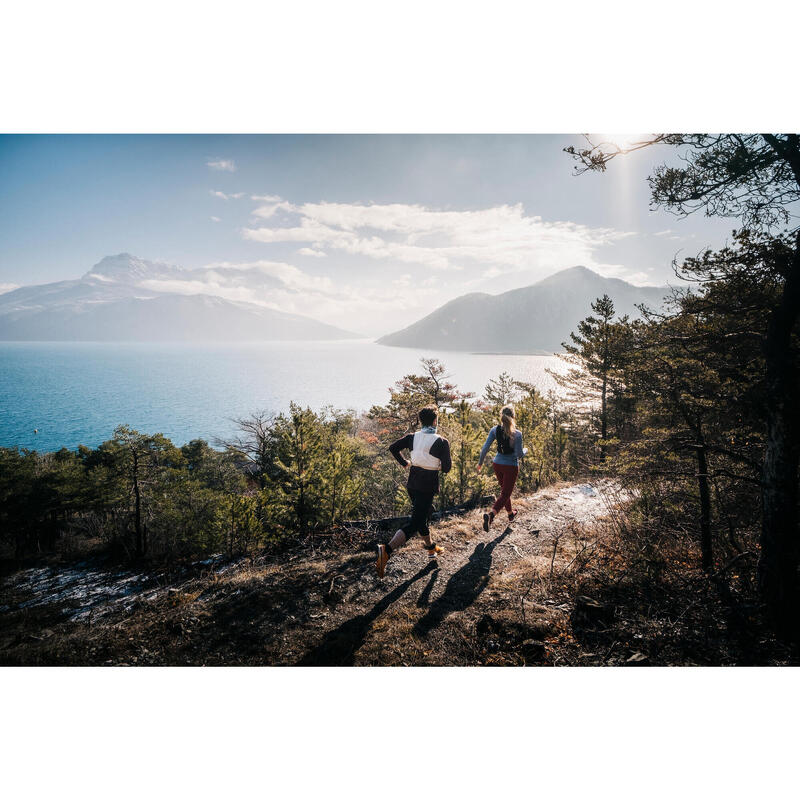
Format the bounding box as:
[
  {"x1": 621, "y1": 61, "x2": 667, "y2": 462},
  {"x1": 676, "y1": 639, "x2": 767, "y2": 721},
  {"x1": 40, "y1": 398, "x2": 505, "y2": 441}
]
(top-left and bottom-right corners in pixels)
[
  {"x1": 0, "y1": 254, "x2": 359, "y2": 342},
  {"x1": 82, "y1": 253, "x2": 185, "y2": 282},
  {"x1": 378, "y1": 266, "x2": 668, "y2": 353}
]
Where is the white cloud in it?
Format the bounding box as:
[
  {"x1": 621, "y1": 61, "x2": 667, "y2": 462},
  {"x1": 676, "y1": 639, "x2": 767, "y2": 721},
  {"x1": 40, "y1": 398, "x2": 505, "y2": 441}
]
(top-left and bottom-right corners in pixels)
[
  {"x1": 0, "y1": 282, "x2": 20, "y2": 295},
  {"x1": 139, "y1": 278, "x2": 260, "y2": 305},
  {"x1": 242, "y1": 200, "x2": 634, "y2": 276},
  {"x1": 206, "y1": 159, "x2": 237, "y2": 172},
  {"x1": 298, "y1": 247, "x2": 327, "y2": 257},
  {"x1": 623, "y1": 271, "x2": 652, "y2": 285},
  {"x1": 133, "y1": 255, "x2": 440, "y2": 336},
  {"x1": 112, "y1": 196, "x2": 652, "y2": 335},
  {"x1": 206, "y1": 259, "x2": 335, "y2": 294},
  {"x1": 138, "y1": 259, "x2": 336, "y2": 304},
  {"x1": 250, "y1": 197, "x2": 297, "y2": 220},
  {"x1": 654, "y1": 228, "x2": 683, "y2": 241},
  {"x1": 210, "y1": 190, "x2": 245, "y2": 200}
]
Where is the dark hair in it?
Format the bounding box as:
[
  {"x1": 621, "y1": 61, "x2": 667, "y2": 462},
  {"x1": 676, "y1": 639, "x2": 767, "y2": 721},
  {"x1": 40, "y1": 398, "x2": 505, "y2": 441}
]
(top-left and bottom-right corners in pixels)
[{"x1": 418, "y1": 405, "x2": 438, "y2": 427}]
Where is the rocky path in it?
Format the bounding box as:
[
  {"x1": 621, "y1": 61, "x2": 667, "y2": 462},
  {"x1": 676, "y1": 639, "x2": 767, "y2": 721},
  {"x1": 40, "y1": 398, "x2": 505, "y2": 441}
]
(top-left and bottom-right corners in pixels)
[
  {"x1": 1, "y1": 481, "x2": 620, "y2": 666},
  {"x1": 291, "y1": 480, "x2": 617, "y2": 665}
]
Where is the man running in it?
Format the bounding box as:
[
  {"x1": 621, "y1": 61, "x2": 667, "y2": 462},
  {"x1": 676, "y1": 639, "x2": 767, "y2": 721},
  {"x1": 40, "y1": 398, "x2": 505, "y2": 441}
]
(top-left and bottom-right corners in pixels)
[{"x1": 376, "y1": 405, "x2": 452, "y2": 578}]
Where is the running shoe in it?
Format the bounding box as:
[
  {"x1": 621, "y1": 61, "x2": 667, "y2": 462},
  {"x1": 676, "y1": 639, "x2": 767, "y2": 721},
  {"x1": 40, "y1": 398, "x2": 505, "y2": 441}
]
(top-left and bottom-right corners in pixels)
[
  {"x1": 426, "y1": 544, "x2": 444, "y2": 560},
  {"x1": 483, "y1": 511, "x2": 494, "y2": 532},
  {"x1": 508, "y1": 511, "x2": 518, "y2": 522},
  {"x1": 375, "y1": 544, "x2": 390, "y2": 578}
]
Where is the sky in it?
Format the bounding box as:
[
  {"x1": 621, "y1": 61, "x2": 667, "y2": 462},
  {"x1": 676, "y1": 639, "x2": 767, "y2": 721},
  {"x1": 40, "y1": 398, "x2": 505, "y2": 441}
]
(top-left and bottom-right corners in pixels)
[{"x1": 0, "y1": 134, "x2": 737, "y2": 336}]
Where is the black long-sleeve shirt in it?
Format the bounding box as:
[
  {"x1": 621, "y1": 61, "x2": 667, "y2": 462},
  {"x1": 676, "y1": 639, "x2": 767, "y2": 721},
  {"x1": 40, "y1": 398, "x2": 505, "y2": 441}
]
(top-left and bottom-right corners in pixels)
[{"x1": 389, "y1": 431, "x2": 452, "y2": 495}]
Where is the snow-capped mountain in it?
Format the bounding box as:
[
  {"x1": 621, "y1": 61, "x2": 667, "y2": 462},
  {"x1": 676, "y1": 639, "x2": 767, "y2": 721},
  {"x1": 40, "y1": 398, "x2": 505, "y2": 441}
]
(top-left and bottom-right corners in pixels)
[
  {"x1": 0, "y1": 254, "x2": 359, "y2": 341},
  {"x1": 82, "y1": 253, "x2": 184, "y2": 283}
]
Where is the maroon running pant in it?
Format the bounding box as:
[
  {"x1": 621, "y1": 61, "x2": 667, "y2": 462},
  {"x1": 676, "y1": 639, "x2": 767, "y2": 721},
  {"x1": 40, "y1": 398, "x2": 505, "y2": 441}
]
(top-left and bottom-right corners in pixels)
[{"x1": 492, "y1": 463, "x2": 519, "y2": 514}]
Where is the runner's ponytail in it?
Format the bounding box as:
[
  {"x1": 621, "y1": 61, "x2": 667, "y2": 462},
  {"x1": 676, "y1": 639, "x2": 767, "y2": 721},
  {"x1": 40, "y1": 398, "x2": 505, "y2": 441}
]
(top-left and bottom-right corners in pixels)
[{"x1": 500, "y1": 405, "x2": 516, "y2": 439}]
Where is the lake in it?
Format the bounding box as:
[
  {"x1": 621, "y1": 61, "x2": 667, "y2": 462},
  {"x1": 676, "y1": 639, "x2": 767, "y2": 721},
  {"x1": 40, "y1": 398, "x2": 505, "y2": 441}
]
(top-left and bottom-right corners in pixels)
[{"x1": 0, "y1": 340, "x2": 566, "y2": 452}]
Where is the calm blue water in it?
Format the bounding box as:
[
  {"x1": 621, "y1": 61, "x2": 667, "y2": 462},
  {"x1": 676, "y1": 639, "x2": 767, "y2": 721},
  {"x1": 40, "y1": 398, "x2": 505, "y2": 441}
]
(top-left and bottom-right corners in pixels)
[{"x1": 0, "y1": 341, "x2": 565, "y2": 452}]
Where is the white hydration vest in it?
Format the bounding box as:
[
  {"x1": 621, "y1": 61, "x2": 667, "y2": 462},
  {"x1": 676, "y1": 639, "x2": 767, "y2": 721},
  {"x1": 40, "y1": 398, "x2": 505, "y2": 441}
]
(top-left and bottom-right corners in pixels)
[{"x1": 410, "y1": 431, "x2": 441, "y2": 470}]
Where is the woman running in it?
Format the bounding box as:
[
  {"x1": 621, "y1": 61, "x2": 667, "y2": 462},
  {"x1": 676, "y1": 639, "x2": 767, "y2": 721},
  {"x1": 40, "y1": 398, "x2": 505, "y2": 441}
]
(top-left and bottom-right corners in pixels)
[{"x1": 477, "y1": 405, "x2": 524, "y2": 531}]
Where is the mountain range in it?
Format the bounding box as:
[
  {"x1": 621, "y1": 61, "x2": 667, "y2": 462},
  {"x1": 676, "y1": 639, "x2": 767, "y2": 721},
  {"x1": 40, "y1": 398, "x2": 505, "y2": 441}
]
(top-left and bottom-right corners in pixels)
[
  {"x1": 377, "y1": 266, "x2": 668, "y2": 352},
  {"x1": 0, "y1": 254, "x2": 358, "y2": 341}
]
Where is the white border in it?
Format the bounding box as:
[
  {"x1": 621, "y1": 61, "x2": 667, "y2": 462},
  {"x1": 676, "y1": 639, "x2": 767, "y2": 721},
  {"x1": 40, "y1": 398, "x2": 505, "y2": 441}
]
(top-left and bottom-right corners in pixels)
[
  {"x1": 1, "y1": 1, "x2": 798, "y2": 132},
  {"x1": 2, "y1": 666, "x2": 797, "y2": 798},
  {"x1": 2, "y1": 1, "x2": 798, "y2": 794}
]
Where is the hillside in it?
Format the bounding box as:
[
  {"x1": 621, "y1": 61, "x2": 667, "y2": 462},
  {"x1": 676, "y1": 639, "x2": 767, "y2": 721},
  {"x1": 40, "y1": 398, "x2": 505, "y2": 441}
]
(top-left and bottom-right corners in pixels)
[
  {"x1": 378, "y1": 266, "x2": 668, "y2": 352},
  {"x1": 0, "y1": 254, "x2": 359, "y2": 341},
  {"x1": 2, "y1": 481, "x2": 785, "y2": 666}
]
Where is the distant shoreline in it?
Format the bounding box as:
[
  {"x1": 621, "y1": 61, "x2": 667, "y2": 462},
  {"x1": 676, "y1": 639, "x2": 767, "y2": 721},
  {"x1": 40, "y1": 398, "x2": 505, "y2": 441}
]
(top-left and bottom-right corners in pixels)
[
  {"x1": 376, "y1": 342, "x2": 561, "y2": 356},
  {"x1": 0, "y1": 338, "x2": 562, "y2": 356},
  {"x1": 0, "y1": 341, "x2": 567, "y2": 453}
]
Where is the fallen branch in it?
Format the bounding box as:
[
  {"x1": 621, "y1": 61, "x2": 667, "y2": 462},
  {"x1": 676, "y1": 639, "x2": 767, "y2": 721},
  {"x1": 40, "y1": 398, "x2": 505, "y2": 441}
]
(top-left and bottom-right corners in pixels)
[
  {"x1": 564, "y1": 541, "x2": 597, "y2": 572},
  {"x1": 603, "y1": 640, "x2": 619, "y2": 661}
]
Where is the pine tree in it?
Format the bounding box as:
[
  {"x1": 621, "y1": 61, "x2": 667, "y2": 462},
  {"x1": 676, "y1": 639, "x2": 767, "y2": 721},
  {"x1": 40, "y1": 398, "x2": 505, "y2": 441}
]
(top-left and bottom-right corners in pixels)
[
  {"x1": 555, "y1": 294, "x2": 631, "y2": 462},
  {"x1": 319, "y1": 409, "x2": 368, "y2": 526},
  {"x1": 567, "y1": 133, "x2": 800, "y2": 636},
  {"x1": 103, "y1": 425, "x2": 182, "y2": 557},
  {"x1": 443, "y1": 396, "x2": 485, "y2": 505},
  {"x1": 268, "y1": 404, "x2": 327, "y2": 534},
  {"x1": 369, "y1": 358, "x2": 461, "y2": 438}
]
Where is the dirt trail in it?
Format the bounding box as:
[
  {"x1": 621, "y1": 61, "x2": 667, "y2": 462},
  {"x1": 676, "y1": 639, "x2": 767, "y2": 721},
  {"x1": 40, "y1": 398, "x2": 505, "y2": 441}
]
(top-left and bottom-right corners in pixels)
[
  {"x1": 1, "y1": 481, "x2": 619, "y2": 666},
  {"x1": 292, "y1": 480, "x2": 617, "y2": 665}
]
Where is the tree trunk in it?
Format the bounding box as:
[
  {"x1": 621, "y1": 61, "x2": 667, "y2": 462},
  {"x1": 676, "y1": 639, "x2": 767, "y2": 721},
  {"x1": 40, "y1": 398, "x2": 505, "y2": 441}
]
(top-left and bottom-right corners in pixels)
[
  {"x1": 758, "y1": 241, "x2": 800, "y2": 639},
  {"x1": 132, "y1": 450, "x2": 143, "y2": 558},
  {"x1": 599, "y1": 372, "x2": 608, "y2": 461},
  {"x1": 696, "y1": 443, "x2": 713, "y2": 572},
  {"x1": 230, "y1": 500, "x2": 236, "y2": 556},
  {"x1": 459, "y1": 437, "x2": 468, "y2": 504}
]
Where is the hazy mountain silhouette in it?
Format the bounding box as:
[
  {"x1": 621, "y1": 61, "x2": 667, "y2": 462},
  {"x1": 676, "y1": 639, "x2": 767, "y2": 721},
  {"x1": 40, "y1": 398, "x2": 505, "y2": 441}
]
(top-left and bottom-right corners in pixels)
[
  {"x1": 377, "y1": 266, "x2": 668, "y2": 353},
  {"x1": 0, "y1": 254, "x2": 359, "y2": 341}
]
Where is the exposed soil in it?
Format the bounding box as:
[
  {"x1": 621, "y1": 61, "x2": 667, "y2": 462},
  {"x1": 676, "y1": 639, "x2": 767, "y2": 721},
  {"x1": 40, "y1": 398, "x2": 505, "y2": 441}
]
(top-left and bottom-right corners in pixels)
[{"x1": 1, "y1": 481, "x2": 795, "y2": 666}]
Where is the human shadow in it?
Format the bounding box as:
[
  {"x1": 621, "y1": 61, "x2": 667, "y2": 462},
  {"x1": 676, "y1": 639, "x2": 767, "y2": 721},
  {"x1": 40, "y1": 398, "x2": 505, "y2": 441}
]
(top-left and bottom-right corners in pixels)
[
  {"x1": 416, "y1": 565, "x2": 440, "y2": 608},
  {"x1": 412, "y1": 527, "x2": 511, "y2": 639},
  {"x1": 297, "y1": 561, "x2": 437, "y2": 666}
]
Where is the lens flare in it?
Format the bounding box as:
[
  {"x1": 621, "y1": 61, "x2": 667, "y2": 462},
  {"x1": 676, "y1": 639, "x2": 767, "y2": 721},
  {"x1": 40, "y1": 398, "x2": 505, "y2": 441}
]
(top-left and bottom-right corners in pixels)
[{"x1": 595, "y1": 133, "x2": 648, "y2": 151}]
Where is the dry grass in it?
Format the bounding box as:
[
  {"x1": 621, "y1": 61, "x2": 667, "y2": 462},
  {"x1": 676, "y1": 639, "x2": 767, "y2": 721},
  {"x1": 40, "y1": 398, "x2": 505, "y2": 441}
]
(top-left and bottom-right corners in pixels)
[{"x1": 3, "y1": 482, "x2": 797, "y2": 666}]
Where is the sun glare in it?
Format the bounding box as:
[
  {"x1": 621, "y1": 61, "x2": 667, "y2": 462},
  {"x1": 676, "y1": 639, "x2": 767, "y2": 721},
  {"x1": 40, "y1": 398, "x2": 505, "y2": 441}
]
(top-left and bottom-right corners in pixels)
[{"x1": 595, "y1": 133, "x2": 647, "y2": 151}]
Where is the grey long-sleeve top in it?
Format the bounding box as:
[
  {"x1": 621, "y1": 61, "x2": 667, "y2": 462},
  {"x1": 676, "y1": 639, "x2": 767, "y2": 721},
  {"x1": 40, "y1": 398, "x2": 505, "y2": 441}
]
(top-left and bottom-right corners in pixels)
[{"x1": 478, "y1": 427, "x2": 524, "y2": 467}]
